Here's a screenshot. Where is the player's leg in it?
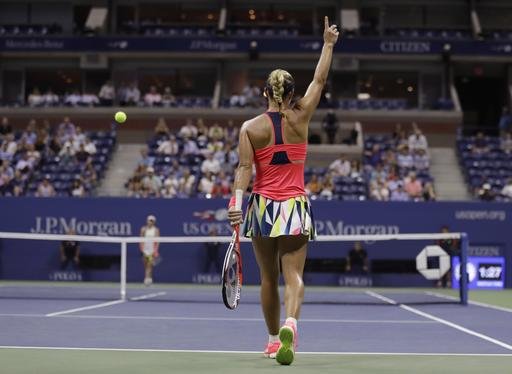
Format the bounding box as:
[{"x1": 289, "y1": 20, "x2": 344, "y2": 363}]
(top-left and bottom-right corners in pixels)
[
  {"x1": 275, "y1": 234, "x2": 308, "y2": 365},
  {"x1": 278, "y1": 234, "x2": 308, "y2": 319},
  {"x1": 252, "y1": 236, "x2": 280, "y2": 334}
]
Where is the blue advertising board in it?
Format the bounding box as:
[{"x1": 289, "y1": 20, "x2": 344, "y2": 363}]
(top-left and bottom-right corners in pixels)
[
  {"x1": 0, "y1": 198, "x2": 510, "y2": 287},
  {"x1": 452, "y1": 256, "x2": 505, "y2": 289},
  {"x1": 1, "y1": 36, "x2": 512, "y2": 56}
]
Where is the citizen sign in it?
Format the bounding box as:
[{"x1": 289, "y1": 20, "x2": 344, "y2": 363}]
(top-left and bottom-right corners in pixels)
[
  {"x1": 380, "y1": 41, "x2": 431, "y2": 53},
  {"x1": 31, "y1": 216, "x2": 132, "y2": 236}
]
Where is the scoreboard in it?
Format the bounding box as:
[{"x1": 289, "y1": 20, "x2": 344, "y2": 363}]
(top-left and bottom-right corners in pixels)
[{"x1": 452, "y1": 256, "x2": 505, "y2": 290}]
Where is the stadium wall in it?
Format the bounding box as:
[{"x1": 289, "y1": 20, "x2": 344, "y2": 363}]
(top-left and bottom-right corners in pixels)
[{"x1": 0, "y1": 198, "x2": 510, "y2": 288}]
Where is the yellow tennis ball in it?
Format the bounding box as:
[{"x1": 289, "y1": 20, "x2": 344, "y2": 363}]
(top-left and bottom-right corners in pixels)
[{"x1": 114, "y1": 111, "x2": 127, "y2": 123}]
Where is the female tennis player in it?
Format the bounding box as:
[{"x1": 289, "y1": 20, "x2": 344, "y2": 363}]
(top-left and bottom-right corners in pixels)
[
  {"x1": 139, "y1": 214, "x2": 160, "y2": 286},
  {"x1": 228, "y1": 16, "x2": 339, "y2": 365}
]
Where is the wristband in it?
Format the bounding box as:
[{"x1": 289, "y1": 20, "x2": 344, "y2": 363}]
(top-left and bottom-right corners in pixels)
[{"x1": 228, "y1": 196, "x2": 236, "y2": 208}]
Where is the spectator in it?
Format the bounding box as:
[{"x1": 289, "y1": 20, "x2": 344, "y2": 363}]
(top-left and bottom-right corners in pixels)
[
  {"x1": 365, "y1": 144, "x2": 382, "y2": 167},
  {"x1": 423, "y1": 182, "x2": 437, "y2": 201},
  {"x1": 477, "y1": 183, "x2": 495, "y2": 201},
  {"x1": 8, "y1": 170, "x2": 26, "y2": 196},
  {"x1": 370, "y1": 178, "x2": 390, "y2": 201},
  {"x1": 98, "y1": 80, "x2": 115, "y2": 106},
  {"x1": 161, "y1": 86, "x2": 176, "y2": 107},
  {"x1": 500, "y1": 132, "x2": 512, "y2": 154},
  {"x1": 1, "y1": 134, "x2": 17, "y2": 160},
  {"x1": 203, "y1": 228, "x2": 222, "y2": 273},
  {"x1": 408, "y1": 128, "x2": 428, "y2": 151},
  {"x1": 370, "y1": 163, "x2": 387, "y2": 182},
  {"x1": 472, "y1": 132, "x2": 489, "y2": 154},
  {"x1": 346, "y1": 242, "x2": 368, "y2": 274},
  {"x1": 0, "y1": 117, "x2": 12, "y2": 137},
  {"x1": 211, "y1": 170, "x2": 231, "y2": 197},
  {"x1": 28, "y1": 87, "x2": 44, "y2": 107},
  {"x1": 306, "y1": 174, "x2": 322, "y2": 196},
  {"x1": 81, "y1": 91, "x2": 100, "y2": 107},
  {"x1": 390, "y1": 183, "x2": 410, "y2": 201},
  {"x1": 64, "y1": 90, "x2": 82, "y2": 106},
  {"x1": 198, "y1": 171, "x2": 215, "y2": 194},
  {"x1": 319, "y1": 175, "x2": 334, "y2": 199},
  {"x1": 82, "y1": 161, "x2": 98, "y2": 189},
  {"x1": 34, "y1": 127, "x2": 50, "y2": 153},
  {"x1": 144, "y1": 85, "x2": 162, "y2": 106},
  {"x1": 58, "y1": 117, "x2": 76, "y2": 140},
  {"x1": 125, "y1": 82, "x2": 141, "y2": 106},
  {"x1": 201, "y1": 152, "x2": 221, "y2": 174},
  {"x1": 83, "y1": 137, "x2": 97, "y2": 155},
  {"x1": 208, "y1": 122, "x2": 224, "y2": 141},
  {"x1": 142, "y1": 167, "x2": 162, "y2": 196},
  {"x1": 25, "y1": 144, "x2": 41, "y2": 166},
  {"x1": 60, "y1": 229, "x2": 80, "y2": 270},
  {"x1": 329, "y1": 154, "x2": 351, "y2": 176},
  {"x1": 349, "y1": 160, "x2": 363, "y2": 178},
  {"x1": 72, "y1": 126, "x2": 86, "y2": 150},
  {"x1": 15, "y1": 153, "x2": 33, "y2": 174},
  {"x1": 404, "y1": 172, "x2": 423, "y2": 199},
  {"x1": 342, "y1": 122, "x2": 360, "y2": 145},
  {"x1": 42, "y1": 89, "x2": 60, "y2": 106},
  {"x1": 413, "y1": 148, "x2": 430, "y2": 170},
  {"x1": 501, "y1": 179, "x2": 512, "y2": 198},
  {"x1": 59, "y1": 142, "x2": 76, "y2": 162},
  {"x1": 157, "y1": 135, "x2": 179, "y2": 155},
  {"x1": 139, "y1": 215, "x2": 160, "y2": 286},
  {"x1": 183, "y1": 136, "x2": 199, "y2": 156},
  {"x1": 75, "y1": 144, "x2": 91, "y2": 164},
  {"x1": 21, "y1": 120, "x2": 38, "y2": 146},
  {"x1": 498, "y1": 106, "x2": 512, "y2": 135},
  {"x1": 36, "y1": 177, "x2": 56, "y2": 197},
  {"x1": 161, "y1": 178, "x2": 178, "y2": 198},
  {"x1": 154, "y1": 117, "x2": 170, "y2": 138},
  {"x1": 117, "y1": 82, "x2": 129, "y2": 105},
  {"x1": 322, "y1": 109, "x2": 338, "y2": 144},
  {"x1": 178, "y1": 168, "x2": 196, "y2": 195},
  {"x1": 224, "y1": 120, "x2": 239, "y2": 143},
  {"x1": 179, "y1": 119, "x2": 198, "y2": 138},
  {"x1": 397, "y1": 145, "x2": 414, "y2": 170},
  {"x1": 138, "y1": 147, "x2": 155, "y2": 168},
  {"x1": 229, "y1": 89, "x2": 247, "y2": 107},
  {"x1": 71, "y1": 179, "x2": 86, "y2": 197}
]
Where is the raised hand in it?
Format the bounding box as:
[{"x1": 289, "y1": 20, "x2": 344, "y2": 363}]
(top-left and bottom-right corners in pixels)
[{"x1": 323, "y1": 16, "x2": 340, "y2": 46}]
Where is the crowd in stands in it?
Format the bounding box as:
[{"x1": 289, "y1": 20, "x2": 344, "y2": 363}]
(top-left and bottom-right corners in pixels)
[
  {"x1": 363, "y1": 123, "x2": 436, "y2": 202},
  {"x1": 0, "y1": 116, "x2": 114, "y2": 197},
  {"x1": 126, "y1": 118, "x2": 238, "y2": 198},
  {"x1": 458, "y1": 130, "x2": 512, "y2": 202},
  {"x1": 21, "y1": 81, "x2": 211, "y2": 109}
]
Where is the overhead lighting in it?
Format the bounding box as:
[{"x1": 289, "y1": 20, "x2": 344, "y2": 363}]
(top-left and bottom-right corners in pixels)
[
  {"x1": 358, "y1": 93, "x2": 371, "y2": 100},
  {"x1": 249, "y1": 9, "x2": 255, "y2": 15},
  {"x1": 207, "y1": 13, "x2": 214, "y2": 20},
  {"x1": 407, "y1": 86, "x2": 414, "y2": 92},
  {"x1": 250, "y1": 14, "x2": 256, "y2": 20}
]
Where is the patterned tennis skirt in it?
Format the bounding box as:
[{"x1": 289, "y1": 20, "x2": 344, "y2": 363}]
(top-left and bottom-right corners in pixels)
[{"x1": 242, "y1": 193, "x2": 316, "y2": 240}]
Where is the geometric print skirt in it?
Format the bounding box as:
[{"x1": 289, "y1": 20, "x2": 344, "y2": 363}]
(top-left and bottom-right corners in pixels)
[{"x1": 241, "y1": 193, "x2": 316, "y2": 241}]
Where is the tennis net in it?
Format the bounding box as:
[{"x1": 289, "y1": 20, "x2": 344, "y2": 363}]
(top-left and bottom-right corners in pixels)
[{"x1": 0, "y1": 231, "x2": 469, "y2": 305}]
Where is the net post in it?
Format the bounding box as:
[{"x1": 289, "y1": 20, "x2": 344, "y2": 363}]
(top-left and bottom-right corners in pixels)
[
  {"x1": 120, "y1": 241, "x2": 127, "y2": 301},
  {"x1": 459, "y1": 233, "x2": 469, "y2": 305}
]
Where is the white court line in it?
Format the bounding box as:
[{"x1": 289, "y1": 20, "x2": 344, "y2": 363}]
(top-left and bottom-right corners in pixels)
[
  {"x1": 45, "y1": 300, "x2": 125, "y2": 317},
  {"x1": 130, "y1": 292, "x2": 166, "y2": 301},
  {"x1": 0, "y1": 313, "x2": 434, "y2": 324},
  {"x1": 0, "y1": 346, "x2": 511, "y2": 357},
  {"x1": 365, "y1": 291, "x2": 512, "y2": 352},
  {"x1": 425, "y1": 291, "x2": 512, "y2": 314}
]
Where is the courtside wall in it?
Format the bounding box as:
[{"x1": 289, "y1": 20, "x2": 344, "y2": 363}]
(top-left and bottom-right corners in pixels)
[{"x1": 0, "y1": 198, "x2": 510, "y2": 287}]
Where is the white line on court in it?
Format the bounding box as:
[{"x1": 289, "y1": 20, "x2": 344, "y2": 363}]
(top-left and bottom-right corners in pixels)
[
  {"x1": 130, "y1": 291, "x2": 166, "y2": 301},
  {"x1": 0, "y1": 313, "x2": 434, "y2": 324},
  {"x1": 365, "y1": 291, "x2": 512, "y2": 352},
  {"x1": 45, "y1": 300, "x2": 126, "y2": 317},
  {"x1": 0, "y1": 346, "x2": 511, "y2": 357},
  {"x1": 425, "y1": 291, "x2": 512, "y2": 314}
]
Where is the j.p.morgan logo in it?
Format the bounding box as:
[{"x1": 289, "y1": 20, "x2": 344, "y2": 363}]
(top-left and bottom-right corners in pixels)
[{"x1": 31, "y1": 216, "x2": 132, "y2": 236}]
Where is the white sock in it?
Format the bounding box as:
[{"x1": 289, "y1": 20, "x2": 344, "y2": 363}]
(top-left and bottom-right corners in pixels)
[
  {"x1": 268, "y1": 334, "x2": 279, "y2": 343},
  {"x1": 285, "y1": 317, "x2": 297, "y2": 327}
]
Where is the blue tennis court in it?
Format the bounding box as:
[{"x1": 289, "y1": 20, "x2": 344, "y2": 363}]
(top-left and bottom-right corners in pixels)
[{"x1": 0, "y1": 283, "x2": 511, "y2": 373}]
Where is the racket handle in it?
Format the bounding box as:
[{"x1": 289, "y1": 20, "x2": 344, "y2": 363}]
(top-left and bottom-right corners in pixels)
[{"x1": 235, "y1": 189, "x2": 243, "y2": 210}]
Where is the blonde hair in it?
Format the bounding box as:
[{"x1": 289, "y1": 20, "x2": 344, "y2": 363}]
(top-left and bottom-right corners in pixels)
[{"x1": 266, "y1": 69, "x2": 294, "y2": 106}]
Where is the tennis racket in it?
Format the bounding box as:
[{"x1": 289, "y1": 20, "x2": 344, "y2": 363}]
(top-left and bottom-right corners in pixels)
[{"x1": 222, "y1": 189, "x2": 243, "y2": 310}]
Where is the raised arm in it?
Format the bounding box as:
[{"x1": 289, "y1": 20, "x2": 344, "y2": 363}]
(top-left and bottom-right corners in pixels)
[
  {"x1": 299, "y1": 16, "x2": 340, "y2": 119},
  {"x1": 228, "y1": 123, "x2": 254, "y2": 226}
]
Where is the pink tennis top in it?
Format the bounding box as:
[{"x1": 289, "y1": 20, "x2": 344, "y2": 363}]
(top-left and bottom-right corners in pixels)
[{"x1": 251, "y1": 111, "x2": 307, "y2": 201}]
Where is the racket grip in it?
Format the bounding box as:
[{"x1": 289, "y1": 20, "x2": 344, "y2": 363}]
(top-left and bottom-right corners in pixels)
[{"x1": 235, "y1": 189, "x2": 243, "y2": 210}]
